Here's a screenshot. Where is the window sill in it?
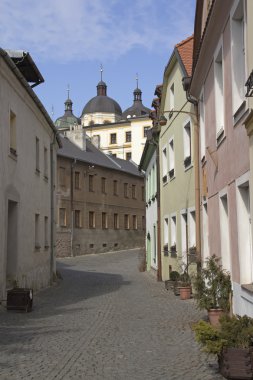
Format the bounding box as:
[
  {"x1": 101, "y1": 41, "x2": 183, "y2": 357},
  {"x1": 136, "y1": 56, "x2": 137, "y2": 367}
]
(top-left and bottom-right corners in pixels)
[
  {"x1": 35, "y1": 169, "x2": 40, "y2": 176},
  {"x1": 184, "y1": 163, "x2": 193, "y2": 172},
  {"x1": 44, "y1": 245, "x2": 50, "y2": 250},
  {"x1": 216, "y1": 133, "x2": 226, "y2": 148},
  {"x1": 233, "y1": 100, "x2": 246, "y2": 126},
  {"x1": 241, "y1": 284, "x2": 253, "y2": 294},
  {"x1": 34, "y1": 245, "x2": 41, "y2": 252},
  {"x1": 9, "y1": 149, "x2": 18, "y2": 161}
]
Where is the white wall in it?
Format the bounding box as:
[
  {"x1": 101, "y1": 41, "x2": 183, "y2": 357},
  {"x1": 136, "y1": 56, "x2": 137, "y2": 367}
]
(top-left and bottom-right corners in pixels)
[{"x1": 0, "y1": 55, "x2": 57, "y2": 298}]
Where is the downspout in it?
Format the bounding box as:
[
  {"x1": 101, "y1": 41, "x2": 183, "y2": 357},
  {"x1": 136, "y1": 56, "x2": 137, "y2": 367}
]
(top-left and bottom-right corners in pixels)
[
  {"x1": 50, "y1": 133, "x2": 57, "y2": 283},
  {"x1": 183, "y1": 77, "x2": 201, "y2": 269},
  {"x1": 190, "y1": 101, "x2": 201, "y2": 269},
  {"x1": 70, "y1": 159, "x2": 76, "y2": 257},
  {"x1": 156, "y1": 142, "x2": 162, "y2": 281}
]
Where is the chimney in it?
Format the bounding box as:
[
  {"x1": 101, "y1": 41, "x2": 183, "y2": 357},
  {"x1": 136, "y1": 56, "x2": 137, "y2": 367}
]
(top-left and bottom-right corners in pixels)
[{"x1": 66, "y1": 125, "x2": 87, "y2": 151}]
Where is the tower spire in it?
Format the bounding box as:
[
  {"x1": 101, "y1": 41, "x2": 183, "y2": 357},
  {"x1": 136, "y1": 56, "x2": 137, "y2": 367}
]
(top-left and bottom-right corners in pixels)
[
  {"x1": 100, "y1": 64, "x2": 103, "y2": 82},
  {"x1": 136, "y1": 73, "x2": 139, "y2": 89},
  {"x1": 67, "y1": 83, "x2": 70, "y2": 99}
]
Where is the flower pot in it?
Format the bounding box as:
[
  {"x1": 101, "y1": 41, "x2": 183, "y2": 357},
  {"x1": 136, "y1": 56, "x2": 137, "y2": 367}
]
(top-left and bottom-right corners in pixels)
[
  {"x1": 219, "y1": 347, "x2": 253, "y2": 379},
  {"x1": 179, "y1": 286, "x2": 191, "y2": 300},
  {"x1": 208, "y1": 308, "x2": 223, "y2": 327}
]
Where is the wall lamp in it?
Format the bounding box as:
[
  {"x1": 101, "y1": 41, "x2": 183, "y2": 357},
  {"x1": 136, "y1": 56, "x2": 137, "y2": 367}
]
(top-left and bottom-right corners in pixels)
[{"x1": 158, "y1": 109, "x2": 197, "y2": 127}]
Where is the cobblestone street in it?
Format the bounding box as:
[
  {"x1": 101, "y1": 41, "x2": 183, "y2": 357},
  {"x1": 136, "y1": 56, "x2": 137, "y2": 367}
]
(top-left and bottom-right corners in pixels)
[{"x1": 0, "y1": 249, "x2": 224, "y2": 380}]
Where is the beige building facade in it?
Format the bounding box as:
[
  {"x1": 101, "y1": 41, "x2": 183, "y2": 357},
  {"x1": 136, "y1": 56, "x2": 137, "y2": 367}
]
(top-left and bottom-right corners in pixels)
[
  {"x1": 0, "y1": 49, "x2": 60, "y2": 298},
  {"x1": 56, "y1": 133, "x2": 146, "y2": 257}
]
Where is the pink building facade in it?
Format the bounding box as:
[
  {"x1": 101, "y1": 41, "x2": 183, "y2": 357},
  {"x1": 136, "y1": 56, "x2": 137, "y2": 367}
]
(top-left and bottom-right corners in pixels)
[{"x1": 190, "y1": 0, "x2": 253, "y2": 316}]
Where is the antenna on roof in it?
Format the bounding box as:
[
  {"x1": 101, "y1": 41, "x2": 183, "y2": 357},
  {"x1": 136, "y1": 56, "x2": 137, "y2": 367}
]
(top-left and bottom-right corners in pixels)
[
  {"x1": 67, "y1": 84, "x2": 70, "y2": 99},
  {"x1": 100, "y1": 64, "x2": 103, "y2": 81},
  {"x1": 136, "y1": 73, "x2": 139, "y2": 89}
]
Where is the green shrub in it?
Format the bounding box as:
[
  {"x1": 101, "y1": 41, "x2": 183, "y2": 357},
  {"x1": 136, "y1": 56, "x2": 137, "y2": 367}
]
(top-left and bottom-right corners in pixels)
[
  {"x1": 193, "y1": 315, "x2": 253, "y2": 356},
  {"x1": 170, "y1": 271, "x2": 180, "y2": 281}
]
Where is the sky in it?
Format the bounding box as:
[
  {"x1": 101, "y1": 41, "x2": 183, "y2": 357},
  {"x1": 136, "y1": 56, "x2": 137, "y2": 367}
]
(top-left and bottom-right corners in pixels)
[{"x1": 0, "y1": 0, "x2": 196, "y2": 122}]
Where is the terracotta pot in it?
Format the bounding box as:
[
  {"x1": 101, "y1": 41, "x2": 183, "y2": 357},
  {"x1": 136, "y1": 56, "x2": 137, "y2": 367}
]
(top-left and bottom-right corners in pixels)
[
  {"x1": 179, "y1": 286, "x2": 191, "y2": 300},
  {"x1": 208, "y1": 308, "x2": 224, "y2": 327}
]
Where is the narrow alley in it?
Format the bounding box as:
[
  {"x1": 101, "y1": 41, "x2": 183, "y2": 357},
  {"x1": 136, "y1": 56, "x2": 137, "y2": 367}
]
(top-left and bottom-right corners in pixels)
[{"x1": 0, "y1": 250, "x2": 223, "y2": 380}]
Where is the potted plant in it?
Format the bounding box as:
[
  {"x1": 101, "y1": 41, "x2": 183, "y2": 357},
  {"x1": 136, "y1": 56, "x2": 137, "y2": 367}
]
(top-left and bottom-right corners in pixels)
[
  {"x1": 165, "y1": 270, "x2": 180, "y2": 290},
  {"x1": 193, "y1": 315, "x2": 253, "y2": 379},
  {"x1": 193, "y1": 255, "x2": 232, "y2": 326},
  {"x1": 178, "y1": 270, "x2": 191, "y2": 300}
]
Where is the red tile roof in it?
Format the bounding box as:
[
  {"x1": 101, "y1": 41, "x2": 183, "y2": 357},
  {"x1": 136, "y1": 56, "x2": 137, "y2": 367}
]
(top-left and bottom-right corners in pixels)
[{"x1": 176, "y1": 35, "x2": 194, "y2": 76}]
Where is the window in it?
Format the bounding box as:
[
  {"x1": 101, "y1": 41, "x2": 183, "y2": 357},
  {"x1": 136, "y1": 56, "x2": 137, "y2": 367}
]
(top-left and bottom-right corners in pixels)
[
  {"x1": 170, "y1": 83, "x2": 175, "y2": 112},
  {"x1": 189, "y1": 210, "x2": 196, "y2": 249},
  {"x1": 36, "y1": 137, "x2": 40, "y2": 173},
  {"x1": 162, "y1": 146, "x2": 168, "y2": 182},
  {"x1": 124, "y1": 183, "x2": 128, "y2": 198},
  {"x1": 113, "y1": 180, "x2": 118, "y2": 195},
  {"x1": 89, "y1": 175, "x2": 94, "y2": 192},
  {"x1": 132, "y1": 185, "x2": 136, "y2": 199},
  {"x1": 44, "y1": 147, "x2": 48, "y2": 179},
  {"x1": 133, "y1": 215, "x2": 137, "y2": 230},
  {"x1": 89, "y1": 211, "x2": 95, "y2": 228},
  {"x1": 219, "y1": 193, "x2": 231, "y2": 272},
  {"x1": 202, "y1": 202, "x2": 209, "y2": 262},
  {"x1": 181, "y1": 212, "x2": 188, "y2": 263},
  {"x1": 101, "y1": 177, "x2": 106, "y2": 193},
  {"x1": 9, "y1": 110, "x2": 17, "y2": 156},
  {"x1": 35, "y1": 213, "x2": 40, "y2": 249},
  {"x1": 44, "y1": 216, "x2": 49, "y2": 248},
  {"x1": 74, "y1": 210, "x2": 81, "y2": 228},
  {"x1": 168, "y1": 138, "x2": 175, "y2": 178},
  {"x1": 59, "y1": 167, "x2": 66, "y2": 187},
  {"x1": 214, "y1": 43, "x2": 224, "y2": 141},
  {"x1": 102, "y1": 212, "x2": 108, "y2": 229},
  {"x1": 164, "y1": 218, "x2": 169, "y2": 246},
  {"x1": 236, "y1": 176, "x2": 251, "y2": 283},
  {"x1": 183, "y1": 121, "x2": 192, "y2": 168},
  {"x1": 144, "y1": 127, "x2": 150, "y2": 138},
  {"x1": 125, "y1": 131, "x2": 131, "y2": 142},
  {"x1": 199, "y1": 91, "x2": 206, "y2": 160},
  {"x1": 75, "y1": 171, "x2": 80, "y2": 189},
  {"x1": 110, "y1": 133, "x2": 117, "y2": 144},
  {"x1": 142, "y1": 215, "x2": 145, "y2": 230},
  {"x1": 170, "y1": 215, "x2": 176, "y2": 249},
  {"x1": 124, "y1": 214, "x2": 129, "y2": 229},
  {"x1": 59, "y1": 208, "x2": 66, "y2": 227},
  {"x1": 126, "y1": 152, "x2": 132, "y2": 161},
  {"x1": 114, "y1": 213, "x2": 119, "y2": 229},
  {"x1": 141, "y1": 186, "x2": 145, "y2": 201},
  {"x1": 231, "y1": 0, "x2": 245, "y2": 116}
]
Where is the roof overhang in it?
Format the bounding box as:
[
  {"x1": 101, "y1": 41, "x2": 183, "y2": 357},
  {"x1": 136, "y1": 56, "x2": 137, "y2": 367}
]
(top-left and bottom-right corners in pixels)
[{"x1": 5, "y1": 50, "x2": 44, "y2": 87}]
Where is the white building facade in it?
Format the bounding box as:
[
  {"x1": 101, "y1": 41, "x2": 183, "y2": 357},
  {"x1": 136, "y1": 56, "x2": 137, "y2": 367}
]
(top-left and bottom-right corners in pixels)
[{"x1": 0, "y1": 49, "x2": 60, "y2": 299}]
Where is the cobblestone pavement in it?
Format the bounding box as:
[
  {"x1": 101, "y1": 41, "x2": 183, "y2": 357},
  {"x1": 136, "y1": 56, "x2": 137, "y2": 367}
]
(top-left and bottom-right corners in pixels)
[{"x1": 0, "y1": 249, "x2": 224, "y2": 380}]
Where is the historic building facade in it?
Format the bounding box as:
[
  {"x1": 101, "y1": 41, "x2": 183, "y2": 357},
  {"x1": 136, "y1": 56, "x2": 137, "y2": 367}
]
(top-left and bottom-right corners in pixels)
[
  {"x1": 190, "y1": 0, "x2": 253, "y2": 316},
  {"x1": 56, "y1": 129, "x2": 146, "y2": 257},
  {"x1": 55, "y1": 76, "x2": 151, "y2": 165},
  {"x1": 0, "y1": 49, "x2": 60, "y2": 298},
  {"x1": 158, "y1": 36, "x2": 196, "y2": 281}
]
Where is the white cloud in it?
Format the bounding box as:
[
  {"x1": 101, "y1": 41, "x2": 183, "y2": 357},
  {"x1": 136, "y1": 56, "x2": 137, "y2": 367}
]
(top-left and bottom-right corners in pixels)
[{"x1": 0, "y1": 0, "x2": 195, "y2": 62}]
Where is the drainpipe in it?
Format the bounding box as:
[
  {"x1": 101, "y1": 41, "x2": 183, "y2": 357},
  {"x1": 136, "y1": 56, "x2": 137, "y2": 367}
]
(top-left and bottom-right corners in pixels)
[
  {"x1": 182, "y1": 77, "x2": 201, "y2": 269},
  {"x1": 70, "y1": 158, "x2": 76, "y2": 257},
  {"x1": 156, "y1": 142, "x2": 162, "y2": 281},
  {"x1": 50, "y1": 134, "x2": 57, "y2": 283}
]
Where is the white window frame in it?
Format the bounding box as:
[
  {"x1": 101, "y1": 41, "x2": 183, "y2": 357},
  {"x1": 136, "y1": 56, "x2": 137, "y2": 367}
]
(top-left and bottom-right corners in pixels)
[
  {"x1": 199, "y1": 89, "x2": 206, "y2": 160},
  {"x1": 183, "y1": 119, "x2": 192, "y2": 168},
  {"x1": 162, "y1": 145, "x2": 168, "y2": 181},
  {"x1": 188, "y1": 207, "x2": 196, "y2": 249},
  {"x1": 170, "y1": 83, "x2": 175, "y2": 111},
  {"x1": 168, "y1": 137, "x2": 175, "y2": 179},
  {"x1": 219, "y1": 188, "x2": 231, "y2": 273},
  {"x1": 214, "y1": 39, "x2": 225, "y2": 142},
  {"x1": 230, "y1": 0, "x2": 246, "y2": 118},
  {"x1": 170, "y1": 213, "x2": 177, "y2": 248}
]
